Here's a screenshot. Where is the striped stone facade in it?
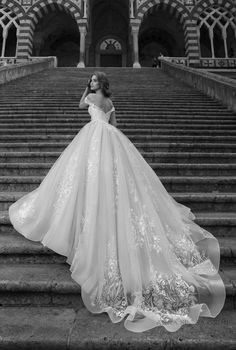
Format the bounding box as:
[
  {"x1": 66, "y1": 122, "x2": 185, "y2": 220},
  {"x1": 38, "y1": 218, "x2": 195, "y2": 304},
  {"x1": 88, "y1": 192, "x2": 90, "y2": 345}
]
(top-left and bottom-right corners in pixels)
[{"x1": 0, "y1": 0, "x2": 235, "y2": 67}]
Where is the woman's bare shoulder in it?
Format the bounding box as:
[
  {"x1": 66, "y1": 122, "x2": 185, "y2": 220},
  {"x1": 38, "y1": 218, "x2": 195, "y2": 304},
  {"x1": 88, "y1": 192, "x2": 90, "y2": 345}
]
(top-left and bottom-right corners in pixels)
[{"x1": 108, "y1": 97, "x2": 114, "y2": 107}]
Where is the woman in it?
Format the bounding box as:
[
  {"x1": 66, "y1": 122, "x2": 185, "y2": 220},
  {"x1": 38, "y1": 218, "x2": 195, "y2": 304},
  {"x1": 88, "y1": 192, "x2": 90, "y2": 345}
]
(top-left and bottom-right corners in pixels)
[{"x1": 9, "y1": 71, "x2": 226, "y2": 333}]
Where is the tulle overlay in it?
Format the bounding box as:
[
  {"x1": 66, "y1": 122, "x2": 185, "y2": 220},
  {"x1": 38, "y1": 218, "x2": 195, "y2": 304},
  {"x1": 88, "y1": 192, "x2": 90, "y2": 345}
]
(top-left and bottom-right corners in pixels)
[{"x1": 9, "y1": 96, "x2": 226, "y2": 333}]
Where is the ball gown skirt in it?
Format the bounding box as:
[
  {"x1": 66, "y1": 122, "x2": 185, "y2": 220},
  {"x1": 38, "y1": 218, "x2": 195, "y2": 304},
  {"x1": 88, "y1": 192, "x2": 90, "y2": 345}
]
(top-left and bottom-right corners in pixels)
[{"x1": 9, "y1": 96, "x2": 226, "y2": 333}]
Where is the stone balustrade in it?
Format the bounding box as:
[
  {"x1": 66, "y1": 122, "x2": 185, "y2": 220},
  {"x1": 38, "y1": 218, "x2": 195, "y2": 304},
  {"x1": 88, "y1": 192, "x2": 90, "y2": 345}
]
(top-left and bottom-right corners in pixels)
[
  {"x1": 0, "y1": 57, "x2": 57, "y2": 85},
  {"x1": 159, "y1": 57, "x2": 236, "y2": 113}
]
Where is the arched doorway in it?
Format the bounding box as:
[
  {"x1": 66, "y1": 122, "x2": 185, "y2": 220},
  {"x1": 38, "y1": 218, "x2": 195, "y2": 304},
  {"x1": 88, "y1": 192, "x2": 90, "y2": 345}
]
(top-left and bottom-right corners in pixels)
[
  {"x1": 32, "y1": 4, "x2": 80, "y2": 67},
  {"x1": 96, "y1": 37, "x2": 124, "y2": 67},
  {"x1": 89, "y1": 0, "x2": 130, "y2": 67},
  {"x1": 138, "y1": 3, "x2": 185, "y2": 67}
]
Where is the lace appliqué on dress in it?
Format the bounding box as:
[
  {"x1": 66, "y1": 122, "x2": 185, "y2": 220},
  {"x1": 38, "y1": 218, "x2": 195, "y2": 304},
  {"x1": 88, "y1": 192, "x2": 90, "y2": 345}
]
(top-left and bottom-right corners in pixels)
[
  {"x1": 52, "y1": 152, "x2": 79, "y2": 216},
  {"x1": 112, "y1": 156, "x2": 119, "y2": 215},
  {"x1": 129, "y1": 203, "x2": 161, "y2": 253},
  {"x1": 137, "y1": 272, "x2": 197, "y2": 325},
  {"x1": 170, "y1": 233, "x2": 208, "y2": 267},
  {"x1": 86, "y1": 132, "x2": 100, "y2": 184},
  {"x1": 165, "y1": 227, "x2": 217, "y2": 274},
  {"x1": 90, "y1": 237, "x2": 129, "y2": 318},
  {"x1": 90, "y1": 246, "x2": 197, "y2": 325}
]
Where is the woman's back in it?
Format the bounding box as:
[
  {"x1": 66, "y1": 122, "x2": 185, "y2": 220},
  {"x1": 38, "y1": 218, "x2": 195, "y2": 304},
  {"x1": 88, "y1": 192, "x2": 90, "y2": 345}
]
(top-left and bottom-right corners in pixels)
[{"x1": 87, "y1": 93, "x2": 113, "y2": 114}]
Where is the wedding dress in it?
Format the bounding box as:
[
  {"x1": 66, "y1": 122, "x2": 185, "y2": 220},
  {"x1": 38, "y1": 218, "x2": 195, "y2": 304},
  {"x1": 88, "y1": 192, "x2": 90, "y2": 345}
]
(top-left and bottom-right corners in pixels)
[{"x1": 9, "y1": 95, "x2": 226, "y2": 333}]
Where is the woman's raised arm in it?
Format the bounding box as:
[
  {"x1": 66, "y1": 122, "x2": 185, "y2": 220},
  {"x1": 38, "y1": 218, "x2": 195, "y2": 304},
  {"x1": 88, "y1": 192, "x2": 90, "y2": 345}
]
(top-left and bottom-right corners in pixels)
[{"x1": 79, "y1": 85, "x2": 90, "y2": 109}]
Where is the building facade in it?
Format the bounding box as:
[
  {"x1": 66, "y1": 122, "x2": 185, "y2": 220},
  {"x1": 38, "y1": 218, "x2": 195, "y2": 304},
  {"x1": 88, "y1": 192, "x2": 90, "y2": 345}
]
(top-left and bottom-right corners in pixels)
[{"x1": 0, "y1": 0, "x2": 236, "y2": 67}]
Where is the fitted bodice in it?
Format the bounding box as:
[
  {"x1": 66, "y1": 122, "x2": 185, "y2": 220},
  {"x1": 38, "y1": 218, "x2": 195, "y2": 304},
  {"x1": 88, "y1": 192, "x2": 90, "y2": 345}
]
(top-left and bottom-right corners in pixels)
[{"x1": 85, "y1": 96, "x2": 115, "y2": 124}]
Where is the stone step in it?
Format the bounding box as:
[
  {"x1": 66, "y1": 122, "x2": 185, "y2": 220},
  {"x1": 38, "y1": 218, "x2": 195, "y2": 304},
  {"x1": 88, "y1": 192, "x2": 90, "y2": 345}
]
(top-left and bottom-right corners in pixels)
[
  {"x1": 0, "y1": 94, "x2": 228, "y2": 100},
  {"x1": 0, "y1": 94, "x2": 223, "y2": 100},
  {"x1": 1, "y1": 114, "x2": 235, "y2": 121},
  {"x1": 0, "y1": 101, "x2": 229, "y2": 107},
  {"x1": 0, "y1": 89, "x2": 228, "y2": 95},
  {"x1": 0, "y1": 93, "x2": 224, "y2": 97},
  {"x1": 170, "y1": 192, "x2": 236, "y2": 212},
  {"x1": 2, "y1": 84, "x2": 195, "y2": 89},
  {"x1": 0, "y1": 74, "x2": 219, "y2": 84},
  {"x1": 0, "y1": 116, "x2": 236, "y2": 123},
  {"x1": 1, "y1": 210, "x2": 235, "y2": 237},
  {"x1": 0, "y1": 74, "x2": 221, "y2": 85},
  {"x1": 0, "y1": 162, "x2": 235, "y2": 177},
  {"x1": 1, "y1": 142, "x2": 236, "y2": 153},
  {"x1": 0, "y1": 103, "x2": 229, "y2": 110},
  {"x1": 0, "y1": 233, "x2": 66, "y2": 264},
  {"x1": 0, "y1": 83, "x2": 216, "y2": 89},
  {"x1": 0, "y1": 263, "x2": 80, "y2": 306},
  {"x1": 0, "y1": 103, "x2": 230, "y2": 111},
  {"x1": 0, "y1": 307, "x2": 235, "y2": 350},
  {"x1": 0, "y1": 108, "x2": 232, "y2": 115},
  {"x1": 0, "y1": 232, "x2": 235, "y2": 265},
  {"x1": 1, "y1": 122, "x2": 236, "y2": 130},
  {"x1": 1, "y1": 151, "x2": 236, "y2": 164},
  {"x1": 1, "y1": 128, "x2": 236, "y2": 136},
  {"x1": 1, "y1": 116, "x2": 236, "y2": 124},
  {"x1": 0, "y1": 92, "x2": 223, "y2": 98},
  {"x1": 0, "y1": 263, "x2": 234, "y2": 309},
  {"x1": 1, "y1": 190, "x2": 235, "y2": 212},
  {"x1": 0, "y1": 175, "x2": 235, "y2": 192},
  {"x1": 1, "y1": 134, "x2": 236, "y2": 143}
]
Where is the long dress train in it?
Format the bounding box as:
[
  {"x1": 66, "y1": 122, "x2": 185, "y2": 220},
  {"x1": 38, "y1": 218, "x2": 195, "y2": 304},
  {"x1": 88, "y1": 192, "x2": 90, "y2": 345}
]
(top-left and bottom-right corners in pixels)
[{"x1": 9, "y1": 95, "x2": 226, "y2": 333}]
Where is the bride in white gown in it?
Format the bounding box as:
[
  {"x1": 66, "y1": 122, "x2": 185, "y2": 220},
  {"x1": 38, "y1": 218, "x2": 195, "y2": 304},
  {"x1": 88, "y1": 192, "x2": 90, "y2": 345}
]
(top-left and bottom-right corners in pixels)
[{"x1": 9, "y1": 71, "x2": 226, "y2": 333}]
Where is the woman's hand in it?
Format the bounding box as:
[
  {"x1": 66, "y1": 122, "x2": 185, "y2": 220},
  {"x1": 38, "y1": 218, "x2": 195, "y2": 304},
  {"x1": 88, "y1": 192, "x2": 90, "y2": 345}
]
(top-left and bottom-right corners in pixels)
[
  {"x1": 79, "y1": 83, "x2": 90, "y2": 108},
  {"x1": 87, "y1": 78, "x2": 91, "y2": 89}
]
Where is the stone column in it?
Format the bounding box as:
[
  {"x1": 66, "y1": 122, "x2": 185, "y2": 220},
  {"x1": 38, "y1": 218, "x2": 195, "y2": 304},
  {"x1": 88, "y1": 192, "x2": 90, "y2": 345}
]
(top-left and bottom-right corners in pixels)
[
  {"x1": 131, "y1": 26, "x2": 141, "y2": 68},
  {"x1": 209, "y1": 28, "x2": 215, "y2": 58},
  {"x1": 184, "y1": 19, "x2": 201, "y2": 67},
  {"x1": 222, "y1": 28, "x2": 228, "y2": 58},
  {"x1": 1, "y1": 28, "x2": 8, "y2": 57},
  {"x1": 16, "y1": 19, "x2": 33, "y2": 59},
  {"x1": 77, "y1": 26, "x2": 87, "y2": 68},
  {"x1": 83, "y1": 0, "x2": 88, "y2": 18},
  {"x1": 130, "y1": 0, "x2": 135, "y2": 18}
]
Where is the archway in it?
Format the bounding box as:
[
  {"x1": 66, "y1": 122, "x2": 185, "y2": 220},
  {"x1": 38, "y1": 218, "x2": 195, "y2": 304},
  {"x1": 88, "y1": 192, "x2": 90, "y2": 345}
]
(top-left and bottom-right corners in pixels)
[
  {"x1": 138, "y1": 3, "x2": 185, "y2": 67},
  {"x1": 89, "y1": 0, "x2": 129, "y2": 66},
  {"x1": 31, "y1": 4, "x2": 80, "y2": 66},
  {"x1": 96, "y1": 37, "x2": 124, "y2": 67}
]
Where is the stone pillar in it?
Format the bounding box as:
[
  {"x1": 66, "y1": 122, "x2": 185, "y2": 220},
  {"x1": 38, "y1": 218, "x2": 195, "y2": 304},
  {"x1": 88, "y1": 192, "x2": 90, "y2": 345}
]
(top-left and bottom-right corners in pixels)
[
  {"x1": 1, "y1": 28, "x2": 8, "y2": 57},
  {"x1": 209, "y1": 28, "x2": 215, "y2": 58},
  {"x1": 131, "y1": 26, "x2": 141, "y2": 68},
  {"x1": 16, "y1": 19, "x2": 33, "y2": 59},
  {"x1": 130, "y1": 0, "x2": 135, "y2": 18},
  {"x1": 77, "y1": 26, "x2": 87, "y2": 68},
  {"x1": 184, "y1": 19, "x2": 201, "y2": 67},
  {"x1": 222, "y1": 28, "x2": 228, "y2": 58},
  {"x1": 83, "y1": 0, "x2": 88, "y2": 18}
]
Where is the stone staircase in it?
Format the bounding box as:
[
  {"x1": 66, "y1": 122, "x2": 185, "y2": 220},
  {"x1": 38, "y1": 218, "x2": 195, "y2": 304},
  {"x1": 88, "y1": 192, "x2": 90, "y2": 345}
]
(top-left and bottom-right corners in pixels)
[{"x1": 0, "y1": 67, "x2": 235, "y2": 349}]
